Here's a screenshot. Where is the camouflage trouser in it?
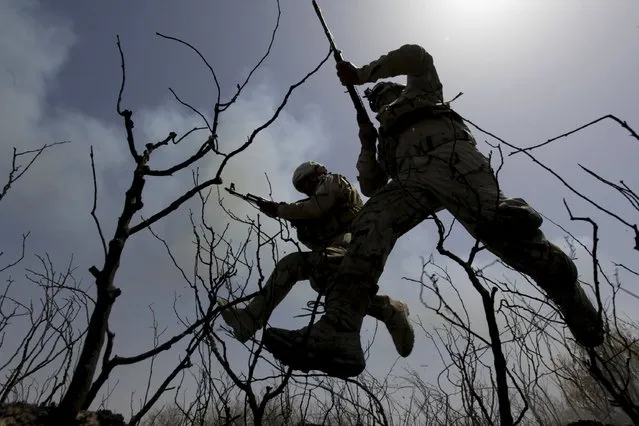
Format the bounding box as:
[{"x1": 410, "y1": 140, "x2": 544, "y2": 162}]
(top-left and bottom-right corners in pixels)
[
  {"x1": 253, "y1": 245, "x2": 394, "y2": 325},
  {"x1": 341, "y1": 116, "x2": 580, "y2": 305}
]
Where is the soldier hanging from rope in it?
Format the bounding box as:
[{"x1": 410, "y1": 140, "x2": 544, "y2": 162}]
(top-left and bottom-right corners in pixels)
[
  {"x1": 261, "y1": 43, "x2": 605, "y2": 378},
  {"x1": 219, "y1": 161, "x2": 415, "y2": 358}
]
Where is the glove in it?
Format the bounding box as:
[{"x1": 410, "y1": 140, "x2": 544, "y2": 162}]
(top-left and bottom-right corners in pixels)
[
  {"x1": 336, "y1": 61, "x2": 360, "y2": 86},
  {"x1": 258, "y1": 200, "x2": 281, "y2": 218},
  {"x1": 358, "y1": 121, "x2": 378, "y2": 150}
]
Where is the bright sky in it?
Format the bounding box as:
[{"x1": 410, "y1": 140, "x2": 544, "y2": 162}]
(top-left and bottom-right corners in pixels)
[{"x1": 1, "y1": 0, "x2": 638, "y2": 420}]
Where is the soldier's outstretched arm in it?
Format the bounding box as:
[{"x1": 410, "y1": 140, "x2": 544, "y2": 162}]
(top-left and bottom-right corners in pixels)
[
  {"x1": 356, "y1": 121, "x2": 388, "y2": 196},
  {"x1": 277, "y1": 175, "x2": 340, "y2": 220},
  {"x1": 356, "y1": 44, "x2": 434, "y2": 83}
]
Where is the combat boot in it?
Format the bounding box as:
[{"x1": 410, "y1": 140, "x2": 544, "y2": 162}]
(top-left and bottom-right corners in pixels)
[
  {"x1": 552, "y1": 282, "x2": 604, "y2": 348},
  {"x1": 262, "y1": 277, "x2": 373, "y2": 378},
  {"x1": 368, "y1": 295, "x2": 414, "y2": 357},
  {"x1": 217, "y1": 296, "x2": 268, "y2": 343},
  {"x1": 537, "y1": 248, "x2": 604, "y2": 347}
]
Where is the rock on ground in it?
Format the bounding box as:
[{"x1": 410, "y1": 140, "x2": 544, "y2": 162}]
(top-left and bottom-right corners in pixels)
[{"x1": 0, "y1": 403, "x2": 126, "y2": 426}]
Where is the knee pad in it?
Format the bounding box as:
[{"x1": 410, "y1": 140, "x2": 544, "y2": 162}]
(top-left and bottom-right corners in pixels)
[{"x1": 497, "y1": 198, "x2": 543, "y2": 233}]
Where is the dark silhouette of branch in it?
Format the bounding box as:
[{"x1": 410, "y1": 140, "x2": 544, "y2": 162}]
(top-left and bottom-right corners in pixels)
[
  {"x1": 154, "y1": 33, "x2": 221, "y2": 107},
  {"x1": 464, "y1": 118, "x2": 639, "y2": 251},
  {"x1": 218, "y1": 0, "x2": 282, "y2": 110},
  {"x1": 0, "y1": 232, "x2": 29, "y2": 274},
  {"x1": 128, "y1": 337, "x2": 197, "y2": 426},
  {"x1": 579, "y1": 165, "x2": 639, "y2": 212},
  {"x1": 563, "y1": 200, "x2": 604, "y2": 326},
  {"x1": 508, "y1": 114, "x2": 638, "y2": 156},
  {"x1": 129, "y1": 50, "x2": 331, "y2": 232},
  {"x1": 166, "y1": 88, "x2": 212, "y2": 132},
  {"x1": 0, "y1": 254, "x2": 89, "y2": 405},
  {"x1": 89, "y1": 146, "x2": 108, "y2": 262},
  {"x1": 212, "y1": 48, "x2": 331, "y2": 184},
  {"x1": 0, "y1": 141, "x2": 69, "y2": 204},
  {"x1": 115, "y1": 35, "x2": 139, "y2": 162},
  {"x1": 431, "y1": 214, "x2": 515, "y2": 426}
]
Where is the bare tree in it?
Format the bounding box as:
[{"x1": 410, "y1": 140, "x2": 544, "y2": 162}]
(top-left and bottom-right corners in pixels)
[
  {"x1": 0, "y1": 255, "x2": 91, "y2": 405},
  {"x1": 0, "y1": 142, "x2": 91, "y2": 414}
]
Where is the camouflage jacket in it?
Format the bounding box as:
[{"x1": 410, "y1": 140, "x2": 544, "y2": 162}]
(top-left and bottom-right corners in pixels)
[
  {"x1": 355, "y1": 44, "x2": 449, "y2": 196},
  {"x1": 276, "y1": 173, "x2": 363, "y2": 251}
]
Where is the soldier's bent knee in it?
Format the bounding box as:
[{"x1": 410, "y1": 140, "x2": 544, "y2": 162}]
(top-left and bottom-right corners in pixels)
[{"x1": 339, "y1": 255, "x2": 384, "y2": 282}]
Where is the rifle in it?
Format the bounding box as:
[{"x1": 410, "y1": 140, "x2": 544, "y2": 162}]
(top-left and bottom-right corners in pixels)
[
  {"x1": 311, "y1": 0, "x2": 373, "y2": 127},
  {"x1": 224, "y1": 183, "x2": 270, "y2": 210},
  {"x1": 224, "y1": 183, "x2": 303, "y2": 228},
  {"x1": 226, "y1": 184, "x2": 337, "y2": 248}
]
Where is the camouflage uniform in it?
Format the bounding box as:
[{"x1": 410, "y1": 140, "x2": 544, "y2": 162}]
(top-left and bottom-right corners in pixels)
[
  {"x1": 263, "y1": 44, "x2": 604, "y2": 377},
  {"x1": 219, "y1": 172, "x2": 414, "y2": 357}
]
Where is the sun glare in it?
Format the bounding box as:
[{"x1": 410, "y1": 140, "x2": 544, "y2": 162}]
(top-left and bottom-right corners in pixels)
[
  {"x1": 442, "y1": 0, "x2": 512, "y2": 22},
  {"x1": 429, "y1": 0, "x2": 515, "y2": 41},
  {"x1": 453, "y1": 0, "x2": 509, "y2": 13}
]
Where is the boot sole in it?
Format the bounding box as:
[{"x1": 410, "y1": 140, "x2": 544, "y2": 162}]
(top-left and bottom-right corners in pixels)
[
  {"x1": 263, "y1": 330, "x2": 365, "y2": 378},
  {"x1": 564, "y1": 316, "x2": 605, "y2": 348},
  {"x1": 553, "y1": 287, "x2": 605, "y2": 348},
  {"x1": 557, "y1": 301, "x2": 604, "y2": 348}
]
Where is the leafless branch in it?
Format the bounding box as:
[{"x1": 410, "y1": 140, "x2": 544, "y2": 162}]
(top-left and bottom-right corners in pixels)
[{"x1": 0, "y1": 141, "x2": 69, "y2": 204}]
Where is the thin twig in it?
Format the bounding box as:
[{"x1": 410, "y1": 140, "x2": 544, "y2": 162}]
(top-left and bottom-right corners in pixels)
[
  {"x1": 508, "y1": 114, "x2": 638, "y2": 156},
  {"x1": 89, "y1": 146, "x2": 108, "y2": 261},
  {"x1": 115, "y1": 35, "x2": 139, "y2": 161}
]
